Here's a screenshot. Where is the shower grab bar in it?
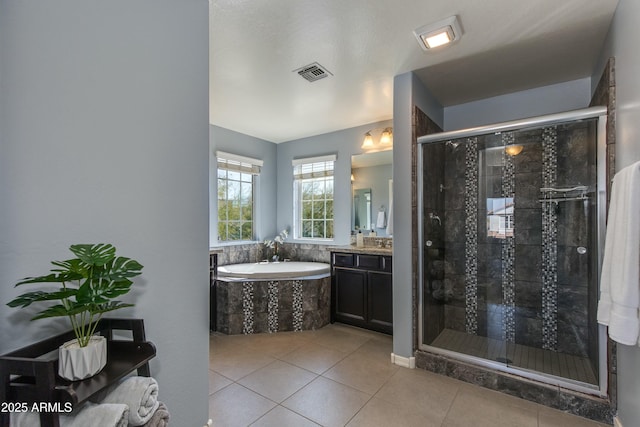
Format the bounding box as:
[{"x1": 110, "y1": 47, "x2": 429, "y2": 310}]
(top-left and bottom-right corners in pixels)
[
  {"x1": 540, "y1": 186, "x2": 589, "y2": 193},
  {"x1": 538, "y1": 195, "x2": 589, "y2": 203}
]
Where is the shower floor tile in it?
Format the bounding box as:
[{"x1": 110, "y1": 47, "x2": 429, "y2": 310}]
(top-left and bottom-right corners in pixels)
[{"x1": 430, "y1": 328, "x2": 598, "y2": 385}]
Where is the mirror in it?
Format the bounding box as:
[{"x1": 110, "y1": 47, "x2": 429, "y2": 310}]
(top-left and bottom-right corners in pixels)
[
  {"x1": 353, "y1": 188, "x2": 371, "y2": 231},
  {"x1": 351, "y1": 150, "x2": 392, "y2": 236}
]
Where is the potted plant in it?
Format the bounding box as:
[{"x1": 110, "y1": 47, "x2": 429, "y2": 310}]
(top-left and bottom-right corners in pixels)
[
  {"x1": 7, "y1": 243, "x2": 143, "y2": 380},
  {"x1": 263, "y1": 228, "x2": 288, "y2": 262}
]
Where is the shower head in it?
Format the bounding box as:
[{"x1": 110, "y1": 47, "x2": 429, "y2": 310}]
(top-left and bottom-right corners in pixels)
[{"x1": 445, "y1": 141, "x2": 460, "y2": 150}]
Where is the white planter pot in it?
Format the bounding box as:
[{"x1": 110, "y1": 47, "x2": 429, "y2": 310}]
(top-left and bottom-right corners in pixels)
[{"x1": 58, "y1": 335, "x2": 107, "y2": 381}]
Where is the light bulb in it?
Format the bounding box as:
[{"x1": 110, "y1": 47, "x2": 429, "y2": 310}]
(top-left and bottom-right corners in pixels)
[
  {"x1": 505, "y1": 145, "x2": 524, "y2": 156},
  {"x1": 362, "y1": 132, "x2": 374, "y2": 149}
]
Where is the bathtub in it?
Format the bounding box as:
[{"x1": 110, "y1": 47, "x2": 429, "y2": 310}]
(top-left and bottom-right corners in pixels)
[
  {"x1": 217, "y1": 261, "x2": 330, "y2": 280},
  {"x1": 215, "y1": 262, "x2": 331, "y2": 334}
]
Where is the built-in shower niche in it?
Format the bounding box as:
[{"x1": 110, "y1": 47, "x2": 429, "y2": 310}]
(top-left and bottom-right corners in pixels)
[{"x1": 420, "y1": 115, "x2": 602, "y2": 390}]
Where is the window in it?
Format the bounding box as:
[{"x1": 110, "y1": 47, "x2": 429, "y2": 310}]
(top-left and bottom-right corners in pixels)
[
  {"x1": 486, "y1": 197, "x2": 514, "y2": 239},
  {"x1": 293, "y1": 155, "x2": 336, "y2": 239},
  {"x1": 217, "y1": 151, "x2": 262, "y2": 242}
]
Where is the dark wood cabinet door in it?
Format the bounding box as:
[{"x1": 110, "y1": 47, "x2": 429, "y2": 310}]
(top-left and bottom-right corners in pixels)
[
  {"x1": 368, "y1": 271, "x2": 393, "y2": 334},
  {"x1": 334, "y1": 268, "x2": 367, "y2": 324}
]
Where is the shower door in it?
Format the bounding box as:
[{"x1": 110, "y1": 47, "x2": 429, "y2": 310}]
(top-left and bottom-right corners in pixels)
[{"x1": 419, "y1": 112, "x2": 605, "y2": 391}]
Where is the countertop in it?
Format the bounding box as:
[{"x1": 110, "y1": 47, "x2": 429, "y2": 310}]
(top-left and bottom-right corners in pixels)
[
  {"x1": 209, "y1": 247, "x2": 223, "y2": 254},
  {"x1": 327, "y1": 245, "x2": 392, "y2": 256}
]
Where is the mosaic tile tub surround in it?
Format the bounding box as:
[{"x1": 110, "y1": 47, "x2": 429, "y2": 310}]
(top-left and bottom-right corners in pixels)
[{"x1": 215, "y1": 277, "x2": 330, "y2": 334}]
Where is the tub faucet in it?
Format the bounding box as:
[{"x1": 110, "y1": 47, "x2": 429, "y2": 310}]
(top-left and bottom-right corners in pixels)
[{"x1": 429, "y1": 212, "x2": 441, "y2": 226}]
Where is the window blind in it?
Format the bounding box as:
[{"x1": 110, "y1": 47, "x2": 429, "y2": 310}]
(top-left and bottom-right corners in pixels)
[
  {"x1": 292, "y1": 154, "x2": 336, "y2": 179},
  {"x1": 216, "y1": 151, "x2": 263, "y2": 175}
]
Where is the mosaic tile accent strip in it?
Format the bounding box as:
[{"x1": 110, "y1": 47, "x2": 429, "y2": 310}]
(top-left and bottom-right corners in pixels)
[
  {"x1": 242, "y1": 281, "x2": 254, "y2": 334},
  {"x1": 501, "y1": 132, "x2": 516, "y2": 343},
  {"x1": 541, "y1": 126, "x2": 558, "y2": 351},
  {"x1": 292, "y1": 280, "x2": 303, "y2": 332},
  {"x1": 464, "y1": 137, "x2": 479, "y2": 335},
  {"x1": 267, "y1": 280, "x2": 279, "y2": 333}
]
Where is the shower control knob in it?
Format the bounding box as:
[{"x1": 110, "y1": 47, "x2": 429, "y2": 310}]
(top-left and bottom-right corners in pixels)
[
  {"x1": 426, "y1": 240, "x2": 433, "y2": 247},
  {"x1": 577, "y1": 247, "x2": 587, "y2": 255}
]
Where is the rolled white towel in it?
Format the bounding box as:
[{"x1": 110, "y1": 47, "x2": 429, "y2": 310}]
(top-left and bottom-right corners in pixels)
[
  {"x1": 11, "y1": 402, "x2": 128, "y2": 427},
  {"x1": 142, "y1": 401, "x2": 170, "y2": 427},
  {"x1": 101, "y1": 376, "x2": 160, "y2": 426}
]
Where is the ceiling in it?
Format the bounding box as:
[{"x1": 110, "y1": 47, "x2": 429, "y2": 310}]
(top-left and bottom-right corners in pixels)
[{"x1": 209, "y1": 0, "x2": 618, "y2": 143}]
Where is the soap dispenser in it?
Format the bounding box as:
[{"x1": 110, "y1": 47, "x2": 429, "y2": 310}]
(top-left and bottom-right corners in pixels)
[{"x1": 356, "y1": 230, "x2": 364, "y2": 247}]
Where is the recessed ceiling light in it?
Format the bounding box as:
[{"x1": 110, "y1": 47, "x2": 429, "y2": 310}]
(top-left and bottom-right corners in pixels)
[{"x1": 413, "y1": 15, "x2": 462, "y2": 51}]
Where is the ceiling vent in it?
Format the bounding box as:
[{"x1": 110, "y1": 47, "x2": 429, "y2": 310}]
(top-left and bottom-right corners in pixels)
[{"x1": 294, "y1": 62, "x2": 333, "y2": 82}]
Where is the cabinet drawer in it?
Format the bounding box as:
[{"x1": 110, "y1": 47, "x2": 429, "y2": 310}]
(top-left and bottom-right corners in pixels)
[
  {"x1": 356, "y1": 254, "x2": 381, "y2": 270},
  {"x1": 382, "y1": 256, "x2": 392, "y2": 272},
  {"x1": 333, "y1": 252, "x2": 354, "y2": 267}
]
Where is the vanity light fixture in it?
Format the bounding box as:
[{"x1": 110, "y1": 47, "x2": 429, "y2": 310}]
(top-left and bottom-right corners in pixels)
[
  {"x1": 380, "y1": 128, "x2": 393, "y2": 146},
  {"x1": 362, "y1": 132, "x2": 375, "y2": 149},
  {"x1": 361, "y1": 127, "x2": 393, "y2": 152},
  {"x1": 414, "y1": 15, "x2": 462, "y2": 51},
  {"x1": 505, "y1": 145, "x2": 524, "y2": 156}
]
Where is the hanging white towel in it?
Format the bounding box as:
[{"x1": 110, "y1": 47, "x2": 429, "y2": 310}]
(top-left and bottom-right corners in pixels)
[
  {"x1": 386, "y1": 202, "x2": 393, "y2": 235},
  {"x1": 597, "y1": 160, "x2": 640, "y2": 345},
  {"x1": 376, "y1": 210, "x2": 386, "y2": 228}
]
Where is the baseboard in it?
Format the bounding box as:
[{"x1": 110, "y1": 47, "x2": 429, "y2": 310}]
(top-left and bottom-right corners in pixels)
[
  {"x1": 614, "y1": 415, "x2": 623, "y2": 427},
  {"x1": 391, "y1": 353, "x2": 416, "y2": 368}
]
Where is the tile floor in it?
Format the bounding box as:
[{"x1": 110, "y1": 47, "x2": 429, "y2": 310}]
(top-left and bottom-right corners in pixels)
[{"x1": 209, "y1": 324, "x2": 609, "y2": 427}]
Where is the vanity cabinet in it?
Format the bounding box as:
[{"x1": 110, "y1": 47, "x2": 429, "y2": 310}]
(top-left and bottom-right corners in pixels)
[{"x1": 331, "y1": 252, "x2": 392, "y2": 334}]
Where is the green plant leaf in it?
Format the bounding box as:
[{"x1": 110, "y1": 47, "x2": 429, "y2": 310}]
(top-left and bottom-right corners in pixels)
[
  {"x1": 75, "y1": 279, "x2": 93, "y2": 304},
  {"x1": 8, "y1": 243, "x2": 143, "y2": 333},
  {"x1": 70, "y1": 244, "x2": 116, "y2": 266},
  {"x1": 31, "y1": 304, "x2": 73, "y2": 320},
  {"x1": 15, "y1": 272, "x2": 82, "y2": 286},
  {"x1": 7, "y1": 290, "x2": 76, "y2": 308},
  {"x1": 101, "y1": 279, "x2": 133, "y2": 298},
  {"x1": 51, "y1": 258, "x2": 88, "y2": 276},
  {"x1": 93, "y1": 301, "x2": 135, "y2": 315}
]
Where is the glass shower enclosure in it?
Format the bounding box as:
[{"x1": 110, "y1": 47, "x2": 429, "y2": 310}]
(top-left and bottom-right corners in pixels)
[{"x1": 418, "y1": 107, "x2": 608, "y2": 395}]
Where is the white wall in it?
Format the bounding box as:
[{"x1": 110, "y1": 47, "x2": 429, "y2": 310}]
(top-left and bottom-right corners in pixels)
[
  {"x1": 210, "y1": 125, "x2": 278, "y2": 244},
  {"x1": 0, "y1": 1, "x2": 210, "y2": 424},
  {"x1": 594, "y1": 0, "x2": 640, "y2": 424},
  {"x1": 444, "y1": 78, "x2": 592, "y2": 131}
]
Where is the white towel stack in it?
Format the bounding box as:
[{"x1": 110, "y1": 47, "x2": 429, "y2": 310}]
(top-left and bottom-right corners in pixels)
[
  {"x1": 10, "y1": 376, "x2": 166, "y2": 427},
  {"x1": 597, "y1": 161, "x2": 640, "y2": 345}
]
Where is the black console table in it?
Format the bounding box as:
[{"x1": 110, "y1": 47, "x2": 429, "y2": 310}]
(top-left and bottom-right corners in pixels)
[{"x1": 0, "y1": 318, "x2": 156, "y2": 427}]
